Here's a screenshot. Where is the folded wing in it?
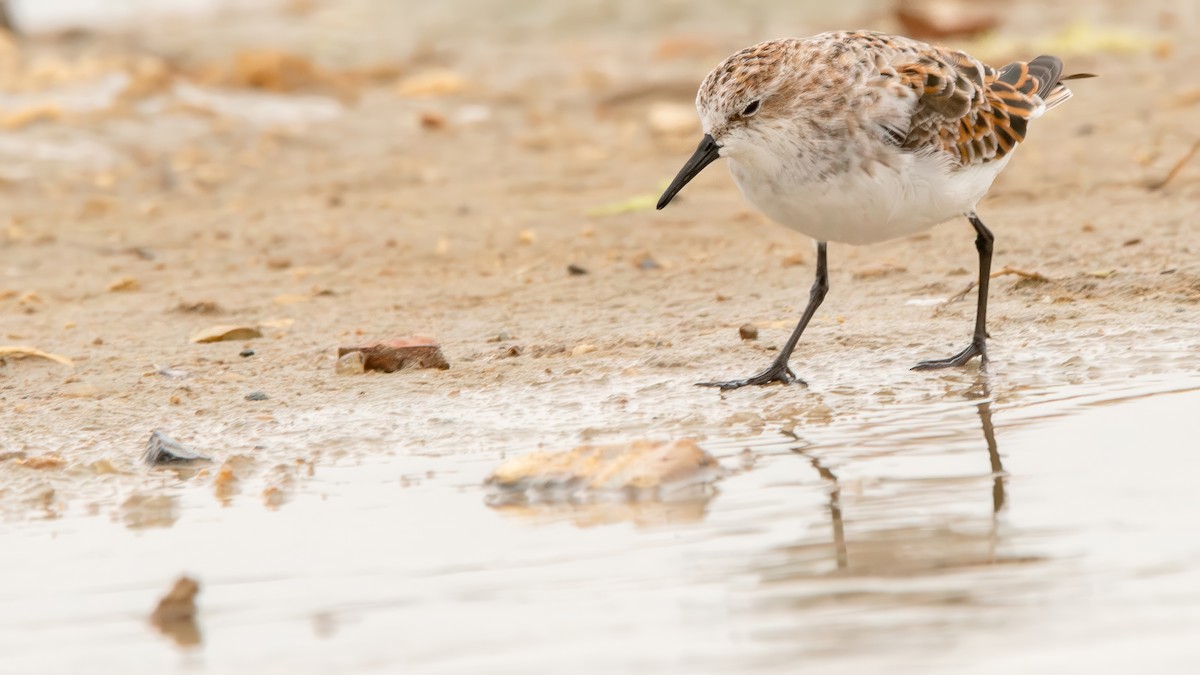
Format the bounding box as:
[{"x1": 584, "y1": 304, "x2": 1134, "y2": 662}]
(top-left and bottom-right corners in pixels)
[{"x1": 895, "y1": 49, "x2": 1070, "y2": 167}]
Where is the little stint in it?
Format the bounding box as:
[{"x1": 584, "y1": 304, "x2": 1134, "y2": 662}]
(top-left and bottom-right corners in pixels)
[{"x1": 657, "y1": 30, "x2": 1089, "y2": 390}]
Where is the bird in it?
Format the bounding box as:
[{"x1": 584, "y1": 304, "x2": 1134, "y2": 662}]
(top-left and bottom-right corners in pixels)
[{"x1": 656, "y1": 30, "x2": 1090, "y2": 390}]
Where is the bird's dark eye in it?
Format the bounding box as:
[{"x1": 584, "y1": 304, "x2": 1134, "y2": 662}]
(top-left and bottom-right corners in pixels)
[{"x1": 741, "y1": 100, "x2": 761, "y2": 116}]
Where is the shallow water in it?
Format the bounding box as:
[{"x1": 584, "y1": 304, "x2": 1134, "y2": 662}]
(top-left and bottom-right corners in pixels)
[{"x1": 3, "y1": 372, "x2": 1199, "y2": 674}]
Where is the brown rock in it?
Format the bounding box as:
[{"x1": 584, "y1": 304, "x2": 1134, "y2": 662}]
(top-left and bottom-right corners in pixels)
[
  {"x1": 337, "y1": 337, "x2": 449, "y2": 373},
  {"x1": 738, "y1": 323, "x2": 758, "y2": 340},
  {"x1": 419, "y1": 111, "x2": 447, "y2": 130}
]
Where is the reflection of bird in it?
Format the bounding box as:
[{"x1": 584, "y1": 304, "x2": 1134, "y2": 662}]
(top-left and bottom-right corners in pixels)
[
  {"x1": 657, "y1": 31, "x2": 1089, "y2": 390},
  {"x1": 784, "y1": 387, "x2": 1008, "y2": 576}
]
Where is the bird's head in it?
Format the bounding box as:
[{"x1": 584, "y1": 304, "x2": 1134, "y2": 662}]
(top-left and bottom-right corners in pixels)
[{"x1": 657, "y1": 39, "x2": 802, "y2": 210}]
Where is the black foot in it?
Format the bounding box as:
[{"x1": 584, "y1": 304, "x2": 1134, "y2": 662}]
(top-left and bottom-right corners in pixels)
[
  {"x1": 912, "y1": 339, "x2": 987, "y2": 371},
  {"x1": 697, "y1": 363, "x2": 804, "y2": 391}
]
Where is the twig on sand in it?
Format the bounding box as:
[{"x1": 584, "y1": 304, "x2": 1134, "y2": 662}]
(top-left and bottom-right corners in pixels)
[
  {"x1": 934, "y1": 266, "x2": 1052, "y2": 315},
  {"x1": 1148, "y1": 139, "x2": 1200, "y2": 191}
]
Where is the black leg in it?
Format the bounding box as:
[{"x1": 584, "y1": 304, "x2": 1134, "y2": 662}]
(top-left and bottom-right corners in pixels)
[
  {"x1": 913, "y1": 213, "x2": 993, "y2": 370},
  {"x1": 699, "y1": 241, "x2": 829, "y2": 390}
]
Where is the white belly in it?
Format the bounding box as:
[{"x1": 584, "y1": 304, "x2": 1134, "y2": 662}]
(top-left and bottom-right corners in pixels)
[{"x1": 729, "y1": 154, "x2": 1009, "y2": 245}]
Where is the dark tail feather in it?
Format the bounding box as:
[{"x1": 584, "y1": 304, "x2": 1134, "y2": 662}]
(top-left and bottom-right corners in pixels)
[
  {"x1": 1026, "y1": 55, "x2": 1064, "y2": 99},
  {"x1": 997, "y1": 55, "x2": 1093, "y2": 112}
]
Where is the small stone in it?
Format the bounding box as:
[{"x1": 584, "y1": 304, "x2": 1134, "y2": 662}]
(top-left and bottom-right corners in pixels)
[
  {"x1": 175, "y1": 300, "x2": 220, "y2": 314},
  {"x1": 335, "y1": 350, "x2": 365, "y2": 375},
  {"x1": 239, "y1": 349, "x2": 255, "y2": 358},
  {"x1": 419, "y1": 111, "x2": 447, "y2": 130},
  {"x1": 738, "y1": 323, "x2": 758, "y2": 341},
  {"x1": 567, "y1": 263, "x2": 588, "y2": 276},
  {"x1": 636, "y1": 254, "x2": 661, "y2": 271},
  {"x1": 155, "y1": 365, "x2": 190, "y2": 379},
  {"x1": 144, "y1": 429, "x2": 210, "y2": 466},
  {"x1": 518, "y1": 229, "x2": 536, "y2": 245},
  {"x1": 337, "y1": 337, "x2": 450, "y2": 373},
  {"x1": 244, "y1": 391, "x2": 269, "y2": 401}
]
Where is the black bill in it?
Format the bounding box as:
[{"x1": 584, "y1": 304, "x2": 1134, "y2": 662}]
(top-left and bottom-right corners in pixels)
[{"x1": 656, "y1": 134, "x2": 721, "y2": 210}]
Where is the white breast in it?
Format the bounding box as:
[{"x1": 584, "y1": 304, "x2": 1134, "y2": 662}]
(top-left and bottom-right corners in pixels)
[{"x1": 729, "y1": 152, "x2": 1010, "y2": 245}]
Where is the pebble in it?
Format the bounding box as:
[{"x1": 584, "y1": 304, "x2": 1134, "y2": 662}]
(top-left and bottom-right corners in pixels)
[
  {"x1": 738, "y1": 323, "x2": 758, "y2": 341},
  {"x1": 636, "y1": 255, "x2": 661, "y2": 271},
  {"x1": 567, "y1": 264, "x2": 588, "y2": 276},
  {"x1": 143, "y1": 429, "x2": 211, "y2": 466},
  {"x1": 155, "y1": 365, "x2": 190, "y2": 379},
  {"x1": 244, "y1": 391, "x2": 269, "y2": 401},
  {"x1": 239, "y1": 349, "x2": 255, "y2": 358},
  {"x1": 419, "y1": 110, "x2": 447, "y2": 130},
  {"x1": 337, "y1": 337, "x2": 449, "y2": 373}
]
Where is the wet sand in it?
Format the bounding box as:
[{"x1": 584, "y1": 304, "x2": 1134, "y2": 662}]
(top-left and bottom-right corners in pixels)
[{"x1": 1, "y1": 0, "x2": 1199, "y2": 672}]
